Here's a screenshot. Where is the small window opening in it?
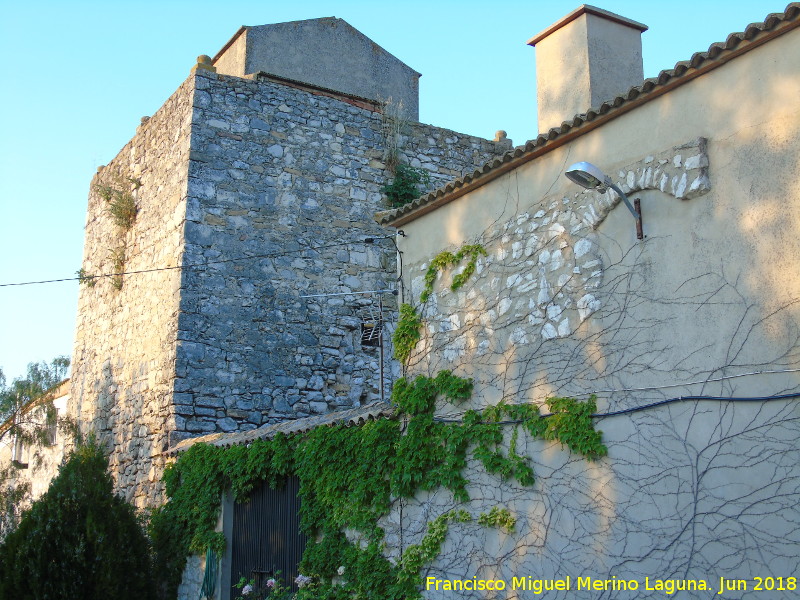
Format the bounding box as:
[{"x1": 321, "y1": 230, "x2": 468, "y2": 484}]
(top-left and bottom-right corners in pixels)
[
  {"x1": 12, "y1": 434, "x2": 29, "y2": 469},
  {"x1": 46, "y1": 418, "x2": 57, "y2": 446}
]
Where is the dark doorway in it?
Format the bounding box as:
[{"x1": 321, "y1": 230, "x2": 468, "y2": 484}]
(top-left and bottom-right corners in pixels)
[{"x1": 229, "y1": 476, "x2": 307, "y2": 595}]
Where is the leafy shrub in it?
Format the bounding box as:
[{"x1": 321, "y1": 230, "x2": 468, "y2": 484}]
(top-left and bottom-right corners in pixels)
[
  {"x1": 109, "y1": 191, "x2": 137, "y2": 229},
  {"x1": 382, "y1": 164, "x2": 431, "y2": 207},
  {"x1": 0, "y1": 439, "x2": 154, "y2": 600}
]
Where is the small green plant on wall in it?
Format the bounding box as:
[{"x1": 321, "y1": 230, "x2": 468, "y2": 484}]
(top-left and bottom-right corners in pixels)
[
  {"x1": 76, "y1": 268, "x2": 98, "y2": 287},
  {"x1": 95, "y1": 176, "x2": 139, "y2": 231},
  {"x1": 383, "y1": 163, "x2": 432, "y2": 208},
  {"x1": 81, "y1": 174, "x2": 141, "y2": 291},
  {"x1": 109, "y1": 246, "x2": 126, "y2": 290}
]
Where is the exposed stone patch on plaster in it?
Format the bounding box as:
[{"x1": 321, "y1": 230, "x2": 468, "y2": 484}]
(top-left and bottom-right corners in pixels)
[
  {"x1": 406, "y1": 139, "x2": 711, "y2": 366},
  {"x1": 582, "y1": 137, "x2": 710, "y2": 230}
]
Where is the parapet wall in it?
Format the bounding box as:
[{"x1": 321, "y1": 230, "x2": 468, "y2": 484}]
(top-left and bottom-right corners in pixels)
[{"x1": 214, "y1": 18, "x2": 422, "y2": 119}]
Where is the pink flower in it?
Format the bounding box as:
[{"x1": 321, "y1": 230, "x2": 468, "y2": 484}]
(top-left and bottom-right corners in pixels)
[
  {"x1": 242, "y1": 584, "x2": 253, "y2": 596},
  {"x1": 266, "y1": 579, "x2": 276, "y2": 588}
]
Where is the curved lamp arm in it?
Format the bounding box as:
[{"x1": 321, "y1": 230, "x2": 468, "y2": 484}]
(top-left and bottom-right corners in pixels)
[{"x1": 565, "y1": 162, "x2": 643, "y2": 239}]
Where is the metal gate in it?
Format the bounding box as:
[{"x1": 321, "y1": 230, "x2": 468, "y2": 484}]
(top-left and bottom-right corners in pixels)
[{"x1": 229, "y1": 476, "x2": 307, "y2": 595}]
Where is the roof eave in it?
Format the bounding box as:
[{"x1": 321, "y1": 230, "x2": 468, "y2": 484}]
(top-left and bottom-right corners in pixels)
[{"x1": 381, "y1": 5, "x2": 800, "y2": 229}]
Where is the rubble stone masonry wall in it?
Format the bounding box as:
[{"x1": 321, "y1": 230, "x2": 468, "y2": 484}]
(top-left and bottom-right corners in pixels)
[
  {"x1": 70, "y1": 78, "x2": 194, "y2": 505},
  {"x1": 173, "y1": 69, "x2": 506, "y2": 442},
  {"x1": 70, "y1": 68, "x2": 508, "y2": 503}
]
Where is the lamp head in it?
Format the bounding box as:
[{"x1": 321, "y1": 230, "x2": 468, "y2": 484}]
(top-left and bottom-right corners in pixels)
[{"x1": 565, "y1": 161, "x2": 611, "y2": 192}]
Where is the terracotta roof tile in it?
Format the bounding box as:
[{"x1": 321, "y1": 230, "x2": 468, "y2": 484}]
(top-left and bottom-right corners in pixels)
[
  {"x1": 378, "y1": 3, "x2": 800, "y2": 228},
  {"x1": 166, "y1": 401, "x2": 395, "y2": 455}
]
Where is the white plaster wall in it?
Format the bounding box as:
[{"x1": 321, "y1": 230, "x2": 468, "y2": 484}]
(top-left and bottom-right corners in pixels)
[
  {"x1": 0, "y1": 391, "x2": 70, "y2": 528},
  {"x1": 391, "y1": 25, "x2": 800, "y2": 599}
]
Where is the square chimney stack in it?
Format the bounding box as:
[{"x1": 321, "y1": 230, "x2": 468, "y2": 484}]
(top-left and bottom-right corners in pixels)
[{"x1": 528, "y1": 5, "x2": 648, "y2": 134}]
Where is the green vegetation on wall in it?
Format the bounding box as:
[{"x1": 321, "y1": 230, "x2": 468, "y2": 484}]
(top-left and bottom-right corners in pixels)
[
  {"x1": 149, "y1": 236, "x2": 606, "y2": 599},
  {"x1": 150, "y1": 371, "x2": 606, "y2": 600},
  {"x1": 95, "y1": 176, "x2": 139, "y2": 231},
  {"x1": 79, "y1": 174, "x2": 141, "y2": 291},
  {"x1": 382, "y1": 163, "x2": 432, "y2": 208},
  {"x1": 420, "y1": 244, "x2": 487, "y2": 303},
  {"x1": 76, "y1": 267, "x2": 98, "y2": 287},
  {"x1": 391, "y1": 303, "x2": 422, "y2": 365},
  {"x1": 393, "y1": 243, "x2": 488, "y2": 366}
]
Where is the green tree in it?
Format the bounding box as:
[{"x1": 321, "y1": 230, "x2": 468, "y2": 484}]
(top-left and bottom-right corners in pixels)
[
  {"x1": 0, "y1": 357, "x2": 71, "y2": 537},
  {"x1": 0, "y1": 438, "x2": 155, "y2": 600},
  {"x1": 0, "y1": 356, "x2": 70, "y2": 446}
]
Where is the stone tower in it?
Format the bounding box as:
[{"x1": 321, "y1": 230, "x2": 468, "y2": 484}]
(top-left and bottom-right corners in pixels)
[{"x1": 69, "y1": 18, "x2": 510, "y2": 505}]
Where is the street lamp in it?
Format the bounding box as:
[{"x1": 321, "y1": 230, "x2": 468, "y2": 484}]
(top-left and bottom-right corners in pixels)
[{"x1": 565, "y1": 161, "x2": 643, "y2": 240}]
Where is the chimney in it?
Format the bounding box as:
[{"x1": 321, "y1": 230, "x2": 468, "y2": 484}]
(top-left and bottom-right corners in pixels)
[{"x1": 528, "y1": 5, "x2": 647, "y2": 134}]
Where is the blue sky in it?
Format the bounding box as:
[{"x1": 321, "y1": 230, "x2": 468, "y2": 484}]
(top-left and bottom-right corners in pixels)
[{"x1": 0, "y1": 0, "x2": 783, "y2": 381}]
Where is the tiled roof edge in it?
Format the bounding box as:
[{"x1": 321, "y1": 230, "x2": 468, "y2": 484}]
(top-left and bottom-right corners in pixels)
[
  {"x1": 379, "y1": 3, "x2": 800, "y2": 228},
  {"x1": 166, "y1": 402, "x2": 396, "y2": 455}
]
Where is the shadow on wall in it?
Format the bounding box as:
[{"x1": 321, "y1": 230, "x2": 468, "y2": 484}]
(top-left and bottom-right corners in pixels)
[
  {"x1": 80, "y1": 358, "x2": 170, "y2": 507},
  {"x1": 396, "y1": 56, "x2": 800, "y2": 585}
]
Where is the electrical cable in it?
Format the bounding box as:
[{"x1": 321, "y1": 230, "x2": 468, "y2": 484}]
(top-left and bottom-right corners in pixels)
[
  {"x1": 365, "y1": 231, "x2": 405, "y2": 302},
  {"x1": 572, "y1": 368, "x2": 800, "y2": 397},
  {"x1": 432, "y1": 391, "x2": 800, "y2": 424},
  {"x1": 0, "y1": 239, "x2": 384, "y2": 288}
]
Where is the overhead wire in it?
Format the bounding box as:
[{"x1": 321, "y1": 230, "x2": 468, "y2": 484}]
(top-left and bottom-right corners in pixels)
[
  {"x1": 431, "y1": 368, "x2": 800, "y2": 424},
  {"x1": 433, "y1": 391, "x2": 800, "y2": 424},
  {"x1": 0, "y1": 237, "x2": 398, "y2": 288},
  {"x1": 571, "y1": 368, "x2": 800, "y2": 397}
]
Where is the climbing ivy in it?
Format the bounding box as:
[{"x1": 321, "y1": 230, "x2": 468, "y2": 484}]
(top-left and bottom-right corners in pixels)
[
  {"x1": 392, "y1": 303, "x2": 422, "y2": 365},
  {"x1": 420, "y1": 244, "x2": 487, "y2": 303},
  {"x1": 149, "y1": 231, "x2": 608, "y2": 599},
  {"x1": 477, "y1": 507, "x2": 516, "y2": 532},
  {"x1": 542, "y1": 396, "x2": 607, "y2": 460},
  {"x1": 392, "y1": 243, "x2": 487, "y2": 366},
  {"x1": 395, "y1": 510, "x2": 472, "y2": 591},
  {"x1": 150, "y1": 372, "x2": 606, "y2": 600}
]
